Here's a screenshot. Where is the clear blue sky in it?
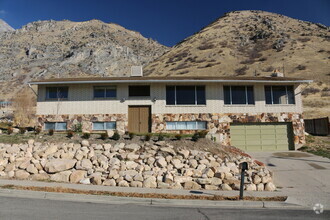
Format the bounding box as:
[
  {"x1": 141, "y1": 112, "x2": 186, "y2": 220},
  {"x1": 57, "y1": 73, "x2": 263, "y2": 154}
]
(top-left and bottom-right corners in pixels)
[{"x1": 0, "y1": 0, "x2": 329, "y2": 46}]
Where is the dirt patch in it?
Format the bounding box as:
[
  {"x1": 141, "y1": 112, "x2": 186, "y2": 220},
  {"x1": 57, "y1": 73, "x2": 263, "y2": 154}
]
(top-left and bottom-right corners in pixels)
[{"x1": 0, "y1": 185, "x2": 287, "y2": 201}]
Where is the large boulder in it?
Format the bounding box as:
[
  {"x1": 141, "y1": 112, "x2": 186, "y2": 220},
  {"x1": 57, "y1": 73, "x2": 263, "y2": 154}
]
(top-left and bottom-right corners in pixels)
[
  {"x1": 124, "y1": 143, "x2": 140, "y2": 152},
  {"x1": 50, "y1": 171, "x2": 72, "y2": 182},
  {"x1": 15, "y1": 170, "x2": 30, "y2": 179},
  {"x1": 44, "y1": 159, "x2": 77, "y2": 173},
  {"x1": 143, "y1": 176, "x2": 157, "y2": 188},
  {"x1": 70, "y1": 170, "x2": 87, "y2": 183}
]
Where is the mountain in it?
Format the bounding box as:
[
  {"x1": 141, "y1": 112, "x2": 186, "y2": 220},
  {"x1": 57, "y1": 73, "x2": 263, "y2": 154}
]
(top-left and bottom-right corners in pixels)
[
  {"x1": 0, "y1": 19, "x2": 14, "y2": 32},
  {"x1": 0, "y1": 19, "x2": 168, "y2": 100},
  {"x1": 144, "y1": 10, "x2": 330, "y2": 118}
]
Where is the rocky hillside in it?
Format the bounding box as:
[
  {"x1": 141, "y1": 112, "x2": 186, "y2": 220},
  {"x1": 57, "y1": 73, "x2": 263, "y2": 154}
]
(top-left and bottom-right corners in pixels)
[
  {"x1": 0, "y1": 19, "x2": 168, "y2": 99},
  {"x1": 144, "y1": 10, "x2": 330, "y2": 118},
  {"x1": 0, "y1": 19, "x2": 14, "y2": 32}
]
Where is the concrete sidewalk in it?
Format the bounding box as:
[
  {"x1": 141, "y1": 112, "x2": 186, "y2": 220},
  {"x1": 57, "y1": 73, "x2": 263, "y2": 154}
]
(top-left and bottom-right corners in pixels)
[
  {"x1": 0, "y1": 178, "x2": 300, "y2": 209},
  {"x1": 249, "y1": 151, "x2": 330, "y2": 210}
]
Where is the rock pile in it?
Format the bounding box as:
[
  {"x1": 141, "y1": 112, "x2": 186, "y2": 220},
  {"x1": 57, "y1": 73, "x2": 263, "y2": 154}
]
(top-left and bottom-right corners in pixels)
[{"x1": 0, "y1": 140, "x2": 276, "y2": 191}]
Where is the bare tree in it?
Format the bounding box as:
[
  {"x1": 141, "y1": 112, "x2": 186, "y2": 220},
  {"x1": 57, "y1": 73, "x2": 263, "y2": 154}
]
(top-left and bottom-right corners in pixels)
[{"x1": 13, "y1": 87, "x2": 36, "y2": 127}]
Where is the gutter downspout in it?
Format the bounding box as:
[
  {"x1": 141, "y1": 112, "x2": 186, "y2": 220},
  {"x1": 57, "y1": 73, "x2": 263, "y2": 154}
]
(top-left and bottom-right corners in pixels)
[{"x1": 28, "y1": 83, "x2": 38, "y2": 97}]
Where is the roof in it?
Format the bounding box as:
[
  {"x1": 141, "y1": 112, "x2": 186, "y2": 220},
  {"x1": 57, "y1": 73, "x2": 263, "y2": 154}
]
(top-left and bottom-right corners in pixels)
[{"x1": 29, "y1": 76, "x2": 313, "y2": 85}]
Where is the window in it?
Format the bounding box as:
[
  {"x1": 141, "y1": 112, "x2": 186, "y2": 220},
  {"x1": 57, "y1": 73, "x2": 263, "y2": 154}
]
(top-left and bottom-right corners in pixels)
[
  {"x1": 129, "y1": 85, "x2": 150, "y2": 97},
  {"x1": 224, "y1": 86, "x2": 254, "y2": 105},
  {"x1": 166, "y1": 121, "x2": 207, "y2": 130},
  {"x1": 44, "y1": 122, "x2": 67, "y2": 131},
  {"x1": 94, "y1": 86, "x2": 116, "y2": 99},
  {"x1": 166, "y1": 86, "x2": 206, "y2": 105},
  {"x1": 92, "y1": 122, "x2": 116, "y2": 130},
  {"x1": 46, "y1": 87, "x2": 68, "y2": 99},
  {"x1": 265, "y1": 86, "x2": 295, "y2": 104}
]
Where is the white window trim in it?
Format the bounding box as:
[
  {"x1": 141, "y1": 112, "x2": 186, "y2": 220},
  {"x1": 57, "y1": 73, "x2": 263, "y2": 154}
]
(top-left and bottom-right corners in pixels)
[
  {"x1": 166, "y1": 85, "x2": 206, "y2": 106},
  {"x1": 224, "y1": 85, "x2": 255, "y2": 105},
  {"x1": 165, "y1": 121, "x2": 207, "y2": 130},
  {"x1": 92, "y1": 122, "x2": 116, "y2": 130}
]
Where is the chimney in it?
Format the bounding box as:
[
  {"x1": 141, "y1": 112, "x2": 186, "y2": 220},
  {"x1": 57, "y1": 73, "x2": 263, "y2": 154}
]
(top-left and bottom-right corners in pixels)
[
  {"x1": 131, "y1": 66, "x2": 143, "y2": 77},
  {"x1": 271, "y1": 69, "x2": 284, "y2": 77}
]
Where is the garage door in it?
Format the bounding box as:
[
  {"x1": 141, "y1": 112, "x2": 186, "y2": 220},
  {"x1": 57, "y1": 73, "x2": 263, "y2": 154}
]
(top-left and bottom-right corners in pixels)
[{"x1": 230, "y1": 123, "x2": 293, "y2": 151}]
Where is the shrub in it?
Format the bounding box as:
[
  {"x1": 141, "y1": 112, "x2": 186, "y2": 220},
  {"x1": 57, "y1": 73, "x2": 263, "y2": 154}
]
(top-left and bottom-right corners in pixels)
[
  {"x1": 145, "y1": 133, "x2": 152, "y2": 141},
  {"x1": 191, "y1": 132, "x2": 200, "y2": 142},
  {"x1": 48, "y1": 129, "x2": 54, "y2": 136},
  {"x1": 72, "y1": 123, "x2": 83, "y2": 133},
  {"x1": 100, "y1": 132, "x2": 108, "y2": 140},
  {"x1": 7, "y1": 127, "x2": 13, "y2": 135},
  {"x1": 67, "y1": 130, "x2": 74, "y2": 138},
  {"x1": 158, "y1": 133, "x2": 164, "y2": 141},
  {"x1": 235, "y1": 66, "x2": 248, "y2": 76},
  {"x1": 82, "y1": 132, "x2": 90, "y2": 139},
  {"x1": 301, "y1": 87, "x2": 320, "y2": 96},
  {"x1": 128, "y1": 132, "x2": 135, "y2": 140},
  {"x1": 19, "y1": 127, "x2": 27, "y2": 134},
  {"x1": 296, "y1": 65, "x2": 306, "y2": 70},
  {"x1": 35, "y1": 127, "x2": 42, "y2": 135},
  {"x1": 175, "y1": 134, "x2": 182, "y2": 140},
  {"x1": 112, "y1": 131, "x2": 120, "y2": 141},
  {"x1": 197, "y1": 130, "x2": 208, "y2": 138}
]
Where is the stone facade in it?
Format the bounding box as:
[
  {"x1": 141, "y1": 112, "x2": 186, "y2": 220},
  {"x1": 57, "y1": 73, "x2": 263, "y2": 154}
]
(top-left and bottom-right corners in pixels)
[
  {"x1": 37, "y1": 114, "x2": 127, "y2": 134},
  {"x1": 37, "y1": 112, "x2": 305, "y2": 149},
  {"x1": 152, "y1": 112, "x2": 305, "y2": 149}
]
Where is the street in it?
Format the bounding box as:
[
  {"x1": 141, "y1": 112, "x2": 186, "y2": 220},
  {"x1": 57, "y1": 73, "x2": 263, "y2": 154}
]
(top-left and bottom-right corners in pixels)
[{"x1": 0, "y1": 196, "x2": 328, "y2": 220}]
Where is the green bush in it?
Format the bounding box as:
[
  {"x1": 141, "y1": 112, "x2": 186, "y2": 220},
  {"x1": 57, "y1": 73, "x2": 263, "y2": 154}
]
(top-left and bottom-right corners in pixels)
[
  {"x1": 100, "y1": 132, "x2": 108, "y2": 140},
  {"x1": 112, "y1": 131, "x2": 120, "y2": 141},
  {"x1": 197, "y1": 130, "x2": 208, "y2": 138},
  {"x1": 72, "y1": 123, "x2": 83, "y2": 133},
  {"x1": 158, "y1": 133, "x2": 164, "y2": 141},
  {"x1": 67, "y1": 130, "x2": 74, "y2": 138},
  {"x1": 48, "y1": 129, "x2": 54, "y2": 136},
  {"x1": 128, "y1": 132, "x2": 135, "y2": 140},
  {"x1": 145, "y1": 133, "x2": 152, "y2": 141},
  {"x1": 191, "y1": 132, "x2": 199, "y2": 142},
  {"x1": 19, "y1": 127, "x2": 27, "y2": 134},
  {"x1": 82, "y1": 132, "x2": 90, "y2": 139},
  {"x1": 7, "y1": 127, "x2": 13, "y2": 135},
  {"x1": 175, "y1": 134, "x2": 182, "y2": 140}
]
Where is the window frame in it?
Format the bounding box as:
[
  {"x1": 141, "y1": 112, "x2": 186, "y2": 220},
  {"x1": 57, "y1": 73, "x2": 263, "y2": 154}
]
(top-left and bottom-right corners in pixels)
[
  {"x1": 265, "y1": 85, "x2": 295, "y2": 105},
  {"x1": 128, "y1": 85, "x2": 150, "y2": 97},
  {"x1": 45, "y1": 86, "x2": 69, "y2": 100},
  {"x1": 165, "y1": 121, "x2": 207, "y2": 130},
  {"x1": 223, "y1": 85, "x2": 255, "y2": 105},
  {"x1": 166, "y1": 85, "x2": 206, "y2": 106},
  {"x1": 92, "y1": 121, "x2": 117, "y2": 130},
  {"x1": 44, "y1": 122, "x2": 67, "y2": 131},
  {"x1": 93, "y1": 86, "x2": 117, "y2": 99}
]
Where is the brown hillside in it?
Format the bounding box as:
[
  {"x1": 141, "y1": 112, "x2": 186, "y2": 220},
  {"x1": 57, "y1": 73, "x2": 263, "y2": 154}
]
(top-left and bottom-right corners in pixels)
[{"x1": 144, "y1": 10, "x2": 330, "y2": 118}]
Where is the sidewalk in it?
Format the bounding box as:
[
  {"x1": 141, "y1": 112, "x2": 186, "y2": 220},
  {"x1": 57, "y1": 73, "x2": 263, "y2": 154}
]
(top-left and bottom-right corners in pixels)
[{"x1": 0, "y1": 178, "x2": 302, "y2": 209}]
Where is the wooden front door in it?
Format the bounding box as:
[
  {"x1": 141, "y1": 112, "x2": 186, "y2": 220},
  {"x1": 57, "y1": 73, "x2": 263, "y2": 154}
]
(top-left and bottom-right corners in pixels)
[{"x1": 128, "y1": 106, "x2": 151, "y2": 133}]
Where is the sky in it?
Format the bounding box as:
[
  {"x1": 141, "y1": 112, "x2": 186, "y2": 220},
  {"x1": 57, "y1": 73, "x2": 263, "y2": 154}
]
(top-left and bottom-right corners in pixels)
[{"x1": 0, "y1": 0, "x2": 329, "y2": 46}]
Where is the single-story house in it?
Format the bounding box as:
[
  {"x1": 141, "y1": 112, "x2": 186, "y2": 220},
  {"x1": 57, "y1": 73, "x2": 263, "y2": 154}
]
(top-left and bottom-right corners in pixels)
[{"x1": 29, "y1": 73, "x2": 312, "y2": 151}]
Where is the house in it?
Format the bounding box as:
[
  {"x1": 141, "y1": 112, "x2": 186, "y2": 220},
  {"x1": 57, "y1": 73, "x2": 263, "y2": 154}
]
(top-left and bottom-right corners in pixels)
[{"x1": 29, "y1": 73, "x2": 312, "y2": 152}]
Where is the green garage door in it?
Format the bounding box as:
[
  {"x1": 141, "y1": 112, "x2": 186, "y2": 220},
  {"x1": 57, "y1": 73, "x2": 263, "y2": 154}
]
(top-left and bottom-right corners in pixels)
[{"x1": 230, "y1": 123, "x2": 293, "y2": 151}]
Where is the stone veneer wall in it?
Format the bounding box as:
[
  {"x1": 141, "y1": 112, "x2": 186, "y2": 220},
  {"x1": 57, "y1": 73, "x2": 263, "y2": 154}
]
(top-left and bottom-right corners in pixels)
[
  {"x1": 37, "y1": 114, "x2": 128, "y2": 134},
  {"x1": 37, "y1": 112, "x2": 305, "y2": 149},
  {"x1": 152, "y1": 113, "x2": 305, "y2": 149}
]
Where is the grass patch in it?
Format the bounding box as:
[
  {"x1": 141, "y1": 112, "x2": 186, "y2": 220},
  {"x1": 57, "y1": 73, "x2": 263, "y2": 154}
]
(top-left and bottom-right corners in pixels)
[
  {"x1": 298, "y1": 135, "x2": 330, "y2": 159},
  {"x1": 0, "y1": 185, "x2": 287, "y2": 201}
]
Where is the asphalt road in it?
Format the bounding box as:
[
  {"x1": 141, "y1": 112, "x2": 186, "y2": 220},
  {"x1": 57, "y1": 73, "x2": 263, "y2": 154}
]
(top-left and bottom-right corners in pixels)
[{"x1": 0, "y1": 196, "x2": 328, "y2": 220}]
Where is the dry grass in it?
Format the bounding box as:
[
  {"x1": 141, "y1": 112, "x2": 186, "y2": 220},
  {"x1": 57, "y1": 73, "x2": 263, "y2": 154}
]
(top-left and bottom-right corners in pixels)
[{"x1": 0, "y1": 185, "x2": 287, "y2": 201}]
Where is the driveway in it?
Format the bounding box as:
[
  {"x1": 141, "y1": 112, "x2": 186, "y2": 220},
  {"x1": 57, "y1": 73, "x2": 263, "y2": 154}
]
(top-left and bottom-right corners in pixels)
[{"x1": 249, "y1": 151, "x2": 330, "y2": 209}]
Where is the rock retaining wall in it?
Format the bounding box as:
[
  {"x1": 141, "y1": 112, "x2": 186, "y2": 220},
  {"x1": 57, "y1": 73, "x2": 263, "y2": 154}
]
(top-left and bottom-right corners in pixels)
[{"x1": 0, "y1": 140, "x2": 276, "y2": 191}]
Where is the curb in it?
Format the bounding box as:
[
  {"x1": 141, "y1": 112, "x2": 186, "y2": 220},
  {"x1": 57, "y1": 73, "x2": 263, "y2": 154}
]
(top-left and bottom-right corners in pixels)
[{"x1": 0, "y1": 188, "x2": 303, "y2": 209}]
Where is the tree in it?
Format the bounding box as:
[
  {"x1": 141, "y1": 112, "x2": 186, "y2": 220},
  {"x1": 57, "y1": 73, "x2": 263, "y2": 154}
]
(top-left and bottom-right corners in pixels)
[{"x1": 13, "y1": 87, "x2": 36, "y2": 127}]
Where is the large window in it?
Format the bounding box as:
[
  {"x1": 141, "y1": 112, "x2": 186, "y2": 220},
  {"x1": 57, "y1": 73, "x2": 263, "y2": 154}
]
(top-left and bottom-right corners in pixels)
[
  {"x1": 129, "y1": 85, "x2": 150, "y2": 97},
  {"x1": 46, "y1": 87, "x2": 68, "y2": 99},
  {"x1": 44, "y1": 122, "x2": 67, "y2": 131},
  {"x1": 166, "y1": 86, "x2": 206, "y2": 105},
  {"x1": 224, "y1": 86, "x2": 254, "y2": 105},
  {"x1": 166, "y1": 121, "x2": 207, "y2": 130},
  {"x1": 94, "y1": 86, "x2": 116, "y2": 99},
  {"x1": 92, "y1": 122, "x2": 116, "y2": 130},
  {"x1": 265, "y1": 86, "x2": 295, "y2": 104}
]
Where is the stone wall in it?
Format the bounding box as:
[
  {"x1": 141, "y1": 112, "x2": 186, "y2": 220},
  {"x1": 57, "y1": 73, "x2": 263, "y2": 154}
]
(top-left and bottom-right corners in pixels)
[
  {"x1": 152, "y1": 113, "x2": 305, "y2": 149},
  {"x1": 37, "y1": 112, "x2": 305, "y2": 149},
  {"x1": 0, "y1": 140, "x2": 276, "y2": 191}
]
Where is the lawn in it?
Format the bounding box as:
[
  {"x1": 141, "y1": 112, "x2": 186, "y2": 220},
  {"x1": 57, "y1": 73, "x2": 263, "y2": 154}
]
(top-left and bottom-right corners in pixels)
[{"x1": 298, "y1": 135, "x2": 330, "y2": 159}]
